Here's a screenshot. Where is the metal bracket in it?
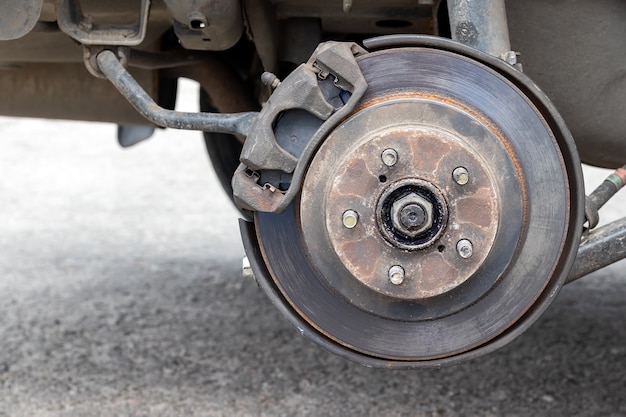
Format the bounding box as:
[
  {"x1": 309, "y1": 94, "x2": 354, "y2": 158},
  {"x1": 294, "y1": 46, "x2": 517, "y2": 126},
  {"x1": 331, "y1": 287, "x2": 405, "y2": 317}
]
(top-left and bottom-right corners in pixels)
[{"x1": 56, "y1": 0, "x2": 151, "y2": 46}]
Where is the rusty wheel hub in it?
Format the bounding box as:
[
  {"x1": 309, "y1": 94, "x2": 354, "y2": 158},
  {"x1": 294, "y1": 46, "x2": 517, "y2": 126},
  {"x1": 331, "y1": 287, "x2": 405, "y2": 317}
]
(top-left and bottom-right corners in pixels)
[
  {"x1": 248, "y1": 38, "x2": 584, "y2": 366},
  {"x1": 301, "y1": 98, "x2": 503, "y2": 300}
]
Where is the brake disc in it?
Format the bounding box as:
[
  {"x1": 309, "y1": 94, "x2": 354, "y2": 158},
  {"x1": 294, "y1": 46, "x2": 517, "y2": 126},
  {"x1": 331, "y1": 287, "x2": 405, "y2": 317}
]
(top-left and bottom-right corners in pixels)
[{"x1": 244, "y1": 38, "x2": 584, "y2": 367}]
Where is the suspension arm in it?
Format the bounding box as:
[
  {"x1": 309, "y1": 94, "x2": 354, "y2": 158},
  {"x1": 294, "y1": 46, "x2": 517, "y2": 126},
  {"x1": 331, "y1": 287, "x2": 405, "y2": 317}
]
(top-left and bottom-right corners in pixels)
[{"x1": 567, "y1": 217, "x2": 626, "y2": 283}]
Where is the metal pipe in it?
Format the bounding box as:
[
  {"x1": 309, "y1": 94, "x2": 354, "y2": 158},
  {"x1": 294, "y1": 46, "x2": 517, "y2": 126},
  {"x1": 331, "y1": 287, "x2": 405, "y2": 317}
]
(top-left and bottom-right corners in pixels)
[
  {"x1": 95, "y1": 50, "x2": 258, "y2": 137},
  {"x1": 447, "y1": 0, "x2": 511, "y2": 57},
  {"x1": 567, "y1": 217, "x2": 626, "y2": 283}
]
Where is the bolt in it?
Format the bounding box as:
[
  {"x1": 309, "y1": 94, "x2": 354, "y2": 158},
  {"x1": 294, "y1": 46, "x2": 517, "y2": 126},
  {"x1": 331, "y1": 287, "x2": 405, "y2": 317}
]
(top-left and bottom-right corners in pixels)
[
  {"x1": 502, "y1": 50, "x2": 518, "y2": 66},
  {"x1": 342, "y1": 210, "x2": 359, "y2": 229},
  {"x1": 456, "y1": 239, "x2": 473, "y2": 259},
  {"x1": 261, "y1": 72, "x2": 281, "y2": 90},
  {"x1": 399, "y1": 203, "x2": 426, "y2": 230},
  {"x1": 388, "y1": 265, "x2": 405, "y2": 285},
  {"x1": 381, "y1": 149, "x2": 398, "y2": 167},
  {"x1": 453, "y1": 167, "x2": 469, "y2": 185}
]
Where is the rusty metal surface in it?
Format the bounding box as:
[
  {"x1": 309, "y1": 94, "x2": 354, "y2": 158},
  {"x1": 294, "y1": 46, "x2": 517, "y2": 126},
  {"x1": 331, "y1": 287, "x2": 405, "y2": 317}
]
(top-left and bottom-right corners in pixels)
[
  {"x1": 300, "y1": 98, "x2": 501, "y2": 300},
  {"x1": 253, "y1": 42, "x2": 583, "y2": 364}
]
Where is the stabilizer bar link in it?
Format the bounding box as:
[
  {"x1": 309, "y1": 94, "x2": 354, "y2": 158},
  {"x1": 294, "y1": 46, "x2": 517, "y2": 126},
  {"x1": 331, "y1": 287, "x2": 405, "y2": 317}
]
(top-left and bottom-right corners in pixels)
[{"x1": 95, "y1": 49, "x2": 258, "y2": 137}]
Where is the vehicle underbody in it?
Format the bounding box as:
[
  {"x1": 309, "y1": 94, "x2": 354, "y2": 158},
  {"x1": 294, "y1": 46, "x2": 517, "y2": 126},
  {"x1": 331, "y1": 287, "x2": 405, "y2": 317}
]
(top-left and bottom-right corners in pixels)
[{"x1": 1, "y1": 0, "x2": 625, "y2": 368}]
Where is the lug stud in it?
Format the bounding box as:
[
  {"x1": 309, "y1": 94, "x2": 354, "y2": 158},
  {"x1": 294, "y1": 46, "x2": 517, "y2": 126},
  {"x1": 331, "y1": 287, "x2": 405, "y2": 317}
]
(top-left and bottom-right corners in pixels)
[
  {"x1": 388, "y1": 265, "x2": 405, "y2": 285},
  {"x1": 456, "y1": 239, "x2": 474, "y2": 259},
  {"x1": 453, "y1": 166, "x2": 469, "y2": 185},
  {"x1": 342, "y1": 210, "x2": 359, "y2": 229},
  {"x1": 381, "y1": 148, "x2": 398, "y2": 167}
]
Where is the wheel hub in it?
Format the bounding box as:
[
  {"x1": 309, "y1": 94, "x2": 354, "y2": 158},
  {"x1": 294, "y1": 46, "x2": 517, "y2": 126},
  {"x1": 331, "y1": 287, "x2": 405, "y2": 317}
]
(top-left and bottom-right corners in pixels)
[{"x1": 301, "y1": 98, "x2": 503, "y2": 300}]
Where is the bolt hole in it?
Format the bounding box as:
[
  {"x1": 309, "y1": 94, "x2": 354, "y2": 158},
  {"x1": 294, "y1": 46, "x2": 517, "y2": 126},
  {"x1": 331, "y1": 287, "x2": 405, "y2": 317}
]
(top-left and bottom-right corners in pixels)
[
  {"x1": 437, "y1": 245, "x2": 445, "y2": 253},
  {"x1": 379, "y1": 175, "x2": 387, "y2": 183},
  {"x1": 190, "y1": 19, "x2": 207, "y2": 30}
]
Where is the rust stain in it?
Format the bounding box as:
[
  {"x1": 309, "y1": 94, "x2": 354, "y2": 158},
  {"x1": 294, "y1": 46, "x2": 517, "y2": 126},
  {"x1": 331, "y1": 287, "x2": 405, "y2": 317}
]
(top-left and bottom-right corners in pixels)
[
  {"x1": 333, "y1": 157, "x2": 373, "y2": 197},
  {"x1": 405, "y1": 131, "x2": 452, "y2": 173},
  {"x1": 337, "y1": 236, "x2": 383, "y2": 284},
  {"x1": 418, "y1": 253, "x2": 460, "y2": 295},
  {"x1": 455, "y1": 187, "x2": 496, "y2": 229},
  {"x1": 354, "y1": 90, "x2": 528, "y2": 217}
]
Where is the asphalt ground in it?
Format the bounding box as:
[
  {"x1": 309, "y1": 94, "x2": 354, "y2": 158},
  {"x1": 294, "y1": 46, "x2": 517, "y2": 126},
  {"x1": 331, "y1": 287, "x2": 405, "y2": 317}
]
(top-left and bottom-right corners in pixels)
[{"x1": 0, "y1": 82, "x2": 624, "y2": 416}]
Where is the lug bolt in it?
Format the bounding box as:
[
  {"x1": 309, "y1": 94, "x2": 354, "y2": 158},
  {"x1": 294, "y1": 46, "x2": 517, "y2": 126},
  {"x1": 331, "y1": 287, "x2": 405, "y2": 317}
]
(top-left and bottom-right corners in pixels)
[
  {"x1": 456, "y1": 239, "x2": 474, "y2": 259},
  {"x1": 453, "y1": 166, "x2": 469, "y2": 185},
  {"x1": 342, "y1": 209, "x2": 359, "y2": 229},
  {"x1": 388, "y1": 265, "x2": 405, "y2": 285},
  {"x1": 381, "y1": 149, "x2": 398, "y2": 167}
]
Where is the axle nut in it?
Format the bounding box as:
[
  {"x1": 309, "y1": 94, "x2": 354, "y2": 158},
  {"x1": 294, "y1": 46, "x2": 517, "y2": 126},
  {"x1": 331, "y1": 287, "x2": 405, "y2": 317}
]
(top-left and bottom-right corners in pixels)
[{"x1": 391, "y1": 193, "x2": 433, "y2": 237}]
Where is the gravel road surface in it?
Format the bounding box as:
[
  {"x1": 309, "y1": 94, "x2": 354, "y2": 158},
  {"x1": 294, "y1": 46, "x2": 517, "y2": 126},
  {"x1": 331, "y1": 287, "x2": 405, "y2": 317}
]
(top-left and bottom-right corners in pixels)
[{"x1": 1, "y1": 84, "x2": 624, "y2": 416}]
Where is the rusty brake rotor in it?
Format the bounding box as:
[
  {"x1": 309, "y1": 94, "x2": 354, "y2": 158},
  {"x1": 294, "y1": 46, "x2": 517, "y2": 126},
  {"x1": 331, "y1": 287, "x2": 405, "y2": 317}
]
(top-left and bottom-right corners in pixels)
[{"x1": 247, "y1": 38, "x2": 584, "y2": 366}]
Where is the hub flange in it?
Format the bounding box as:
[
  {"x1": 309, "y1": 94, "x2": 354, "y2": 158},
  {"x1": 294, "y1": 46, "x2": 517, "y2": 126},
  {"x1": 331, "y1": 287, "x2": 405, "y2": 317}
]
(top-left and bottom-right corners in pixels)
[{"x1": 300, "y1": 99, "x2": 503, "y2": 300}]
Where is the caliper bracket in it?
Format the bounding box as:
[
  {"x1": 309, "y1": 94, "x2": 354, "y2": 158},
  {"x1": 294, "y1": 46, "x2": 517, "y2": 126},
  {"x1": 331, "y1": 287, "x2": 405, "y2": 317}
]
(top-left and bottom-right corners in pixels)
[{"x1": 232, "y1": 41, "x2": 368, "y2": 213}]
